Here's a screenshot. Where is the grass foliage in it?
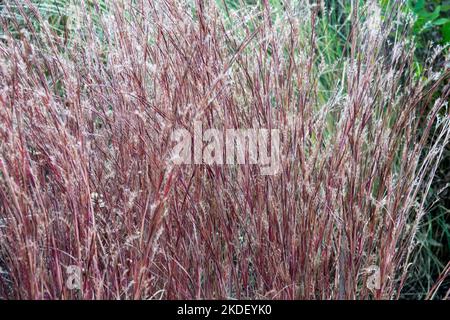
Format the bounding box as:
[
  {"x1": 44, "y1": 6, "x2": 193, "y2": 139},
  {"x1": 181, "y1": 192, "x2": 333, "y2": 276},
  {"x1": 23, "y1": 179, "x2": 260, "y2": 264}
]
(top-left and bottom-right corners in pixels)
[{"x1": 0, "y1": 0, "x2": 449, "y2": 299}]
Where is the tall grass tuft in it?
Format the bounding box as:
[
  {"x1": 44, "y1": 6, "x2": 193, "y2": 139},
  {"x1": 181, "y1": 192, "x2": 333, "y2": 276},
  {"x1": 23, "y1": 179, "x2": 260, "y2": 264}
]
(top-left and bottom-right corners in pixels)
[{"x1": 0, "y1": 0, "x2": 449, "y2": 299}]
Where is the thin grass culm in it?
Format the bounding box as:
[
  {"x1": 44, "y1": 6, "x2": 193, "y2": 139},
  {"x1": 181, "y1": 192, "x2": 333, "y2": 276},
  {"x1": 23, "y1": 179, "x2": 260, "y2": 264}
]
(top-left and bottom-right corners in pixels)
[{"x1": 0, "y1": 0, "x2": 449, "y2": 299}]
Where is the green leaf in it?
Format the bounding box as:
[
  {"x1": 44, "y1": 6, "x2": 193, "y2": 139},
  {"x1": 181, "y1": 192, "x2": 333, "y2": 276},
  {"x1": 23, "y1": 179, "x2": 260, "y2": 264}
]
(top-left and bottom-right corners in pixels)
[
  {"x1": 433, "y1": 18, "x2": 450, "y2": 26},
  {"x1": 442, "y1": 22, "x2": 450, "y2": 43},
  {"x1": 414, "y1": 0, "x2": 425, "y2": 12}
]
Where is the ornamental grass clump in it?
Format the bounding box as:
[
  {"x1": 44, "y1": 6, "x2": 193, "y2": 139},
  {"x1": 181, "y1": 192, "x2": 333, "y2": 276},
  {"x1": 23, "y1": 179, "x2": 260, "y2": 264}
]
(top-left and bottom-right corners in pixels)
[{"x1": 0, "y1": 0, "x2": 449, "y2": 299}]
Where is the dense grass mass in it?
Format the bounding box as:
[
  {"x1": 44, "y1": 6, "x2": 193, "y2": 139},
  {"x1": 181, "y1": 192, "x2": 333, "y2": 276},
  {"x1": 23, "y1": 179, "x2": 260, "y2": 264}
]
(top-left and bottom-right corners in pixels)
[{"x1": 0, "y1": 0, "x2": 449, "y2": 299}]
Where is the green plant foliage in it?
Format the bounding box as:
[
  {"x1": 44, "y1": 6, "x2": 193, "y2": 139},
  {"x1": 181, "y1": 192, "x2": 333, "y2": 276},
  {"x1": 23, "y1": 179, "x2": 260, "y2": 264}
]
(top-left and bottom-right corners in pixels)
[
  {"x1": 408, "y1": 0, "x2": 450, "y2": 46},
  {"x1": 403, "y1": 0, "x2": 450, "y2": 300}
]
